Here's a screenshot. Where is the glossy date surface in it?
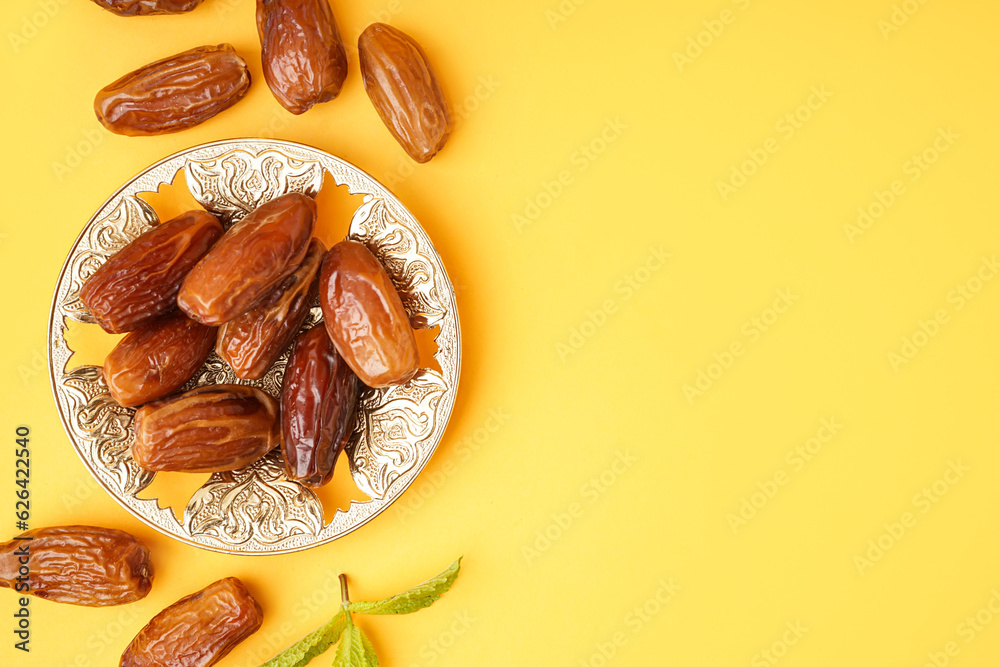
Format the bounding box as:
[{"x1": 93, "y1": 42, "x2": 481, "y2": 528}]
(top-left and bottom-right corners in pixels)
[
  {"x1": 132, "y1": 385, "x2": 280, "y2": 473},
  {"x1": 179, "y1": 193, "x2": 316, "y2": 326},
  {"x1": 280, "y1": 324, "x2": 359, "y2": 487},
  {"x1": 359, "y1": 23, "x2": 452, "y2": 163},
  {"x1": 120, "y1": 577, "x2": 262, "y2": 667},
  {"x1": 90, "y1": 0, "x2": 206, "y2": 15},
  {"x1": 81, "y1": 210, "x2": 223, "y2": 334},
  {"x1": 104, "y1": 311, "x2": 217, "y2": 407},
  {"x1": 217, "y1": 238, "x2": 325, "y2": 380},
  {"x1": 319, "y1": 240, "x2": 419, "y2": 387},
  {"x1": 95, "y1": 44, "x2": 251, "y2": 136},
  {"x1": 257, "y1": 0, "x2": 349, "y2": 114},
  {"x1": 0, "y1": 526, "x2": 153, "y2": 607}
]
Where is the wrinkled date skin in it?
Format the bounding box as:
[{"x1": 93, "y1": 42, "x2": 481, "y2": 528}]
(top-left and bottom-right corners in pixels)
[
  {"x1": 359, "y1": 23, "x2": 452, "y2": 163},
  {"x1": 257, "y1": 0, "x2": 349, "y2": 114},
  {"x1": 217, "y1": 238, "x2": 325, "y2": 380},
  {"x1": 179, "y1": 193, "x2": 317, "y2": 326},
  {"x1": 95, "y1": 44, "x2": 251, "y2": 136},
  {"x1": 81, "y1": 210, "x2": 224, "y2": 334},
  {"x1": 105, "y1": 311, "x2": 217, "y2": 407},
  {"x1": 281, "y1": 324, "x2": 359, "y2": 486},
  {"x1": 90, "y1": 0, "x2": 206, "y2": 16},
  {"x1": 133, "y1": 385, "x2": 280, "y2": 473},
  {"x1": 319, "y1": 240, "x2": 419, "y2": 387},
  {"x1": 0, "y1": 526, "x2": 153, "y2": 607},
  {"x1": 120, "y1": 577, "x2": 262, "y2": 667}
]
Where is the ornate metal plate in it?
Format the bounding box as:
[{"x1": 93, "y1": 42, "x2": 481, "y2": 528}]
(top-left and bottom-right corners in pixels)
[{"x1": 47, "y1": 139, "x2": 461, "y2": 555}]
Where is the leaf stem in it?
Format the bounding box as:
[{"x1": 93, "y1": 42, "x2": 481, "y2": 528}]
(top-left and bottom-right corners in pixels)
[{"x1": 339, "y1": 573, "x2": 350, "y2": 608}]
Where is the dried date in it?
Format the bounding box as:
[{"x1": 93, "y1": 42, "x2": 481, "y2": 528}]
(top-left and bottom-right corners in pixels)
[
  {"x1": 132, "y1": 385, "x2": 280, "y2": 473},
  {"x1": 257, "y1": 0, "x2": 349, "y2": 114},
  {"x1": 90, "y1": 0, "x2": 206, "y2": 16},
  {"x1": 281, "y1": 324, "x2": 359, "y2": 486},
  {"x1": 359, "y1": 23, "x2": 452, "y2": 163},
  {"x1": 105, "y1": 311, "x2": 217, "y2": 407},
  {"x1": 319, "y1": 240, "x2": 419, "y2": 387},
  {"x1": 81, "y1": 210, "x2": 223, "y2": 334},
  {"x1": 179, "y1": 193, "x2": 316, "y2": 326},
  {"x1": 120, "y1": 577, "x2": 262, "y2": 667},
  {"x1": 217, "y1": 238, "x2": 325, "y2": 380},
  {"x1": 0, "y1": 526, "x2": 153, "y2": 607},
  {"x1": 95, "y1": 44, "x2": 251, "y2": 136}
]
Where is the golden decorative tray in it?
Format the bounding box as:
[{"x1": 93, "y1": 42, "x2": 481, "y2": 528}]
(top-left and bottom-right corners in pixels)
[{"x1": 47, "y1": 139, "x2": 461, "y2": 554}]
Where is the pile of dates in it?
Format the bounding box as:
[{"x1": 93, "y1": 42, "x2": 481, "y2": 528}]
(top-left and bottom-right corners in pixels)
[
  {"x1": 90, "y1": 0, "x2": 452, "y2": 163},
  {"x1": 81, "y1": 191, "x2": 419, "y2": 487}
]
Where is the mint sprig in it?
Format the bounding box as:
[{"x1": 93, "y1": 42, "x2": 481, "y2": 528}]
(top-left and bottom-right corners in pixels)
[{"x1": 258, "y1": 558, "x2": 462, "y2": 667}]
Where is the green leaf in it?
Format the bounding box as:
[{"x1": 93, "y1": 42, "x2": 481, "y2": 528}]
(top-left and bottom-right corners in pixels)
[
  {"x1": 359, "y1": 627, "x2": 380, "y2": 667},
  {"x1": 349, "y1": 557, "x2": 462, "y2": 616},
  {"x1": 260, "y1": 610, "x2": 348, "y2": 667},
  {"x1": 331, "y1": 620, "x2": 366, "y2": 667}
]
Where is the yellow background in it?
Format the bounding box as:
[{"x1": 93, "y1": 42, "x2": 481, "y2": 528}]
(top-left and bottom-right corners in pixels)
[{"x1": 2, "y1": 0, "x2": 1000, "y2": 665}]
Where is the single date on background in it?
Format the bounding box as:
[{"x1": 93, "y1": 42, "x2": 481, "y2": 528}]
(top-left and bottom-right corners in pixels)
[{"x1": 13, "y1": 425, "x2": 31, "y2": 652}]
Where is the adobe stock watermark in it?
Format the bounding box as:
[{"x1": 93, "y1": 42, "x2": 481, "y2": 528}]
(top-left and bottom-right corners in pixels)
[
  {"x1": 887, "y1": 255, "x2": 997, "y2": 371},
  {"x1": 683, "y1": 288, "x2": 799, "y2": 404},
  {"x1": 52, "y1": 128, "x2": 107, "y2": 183},
  {"x1": 60, "y1": 607, "x2": 142, "y2": 667},
  {"x1": 727, "y1": 417, "x2": 843, "y2": 534},
  {"x1": 522, "y1": 450, "x2": 638, "y2": 565},
  {"x1": 384, "y1": 74, "x2": 502, "y2": 189},
  {"x1": 577, "y1": 578, "x2": 681, "y2": 667},
  {"x1": 673, "y1": 0, "x2": 753, "y2": 72},
  {"x1": 556, "y1": 246, "x2": 670, "y2": 362},
  {"x1": 716, "y1": 86, "x2": 833, "y2": 202},
  {"x1": 918, "y1": 589, "x2": 1000, "y2": 667},
  {"x1": 751, "y1": 621, "x2": 809, "y2": 667},
  {"x1": 878, "y1": 0, "x2": 932, "y2": 39},
  {"x1": 8, "y1": 0, "x2": 70, "y2": 54},
  {"x1": 238, "y1": 569, "x2": 352, "y2": 666},
  {"x1": 853, "y1": 459, "x2": 969, "y2": 575},
  {"x1": 395, "y1": 408, "x2": 510, "y2": 522},
  {"x1": 545, "y1": 0, "x2": 590, "y2": 30},
  {"x1": 404, "y1": 611, "x2": 476, "y2": 667},
  {"x1": 512, "y1": 117, "x2": 628, "y2": 233},
  {"x1": 18, "y1": 348, "x2": 46, "y2": 387},
  {"x1": 843, "y1": 127, "x2": 959, "y2": 243}
]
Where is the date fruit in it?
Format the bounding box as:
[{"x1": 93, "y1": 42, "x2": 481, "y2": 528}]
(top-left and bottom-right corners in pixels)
[
  {"x1": 120, "y1": 577, "x2": 262, "y2": 667},
  {"x1": 132, "y1": 385, "x2": 280, "y2": 473},
  {"x1": 81, "y1": 210, "x2": 224, "y2": 334},
  {"x1": 179, "y1": 193, "x2": 317, "y2": 326},
  {"x1": 257, "y1": 0, "x2": 349, "y2": 114},
  {"x1": 105, "y1": 311, "x2": 217, "y2": 407},
  {"x1": 359, "y1": 23, "x2": 452, "y2": 163},
  {"x1": 90, "y1": 0, "x2": 206, "y2": 16},
  {"x1": 0, "y1": 526, "x2": 153, "y2": 606},
  {"x1": 217, "y1": 238, "x2": 325, "y2": 380},
  {"x1": 281, "y1": 324, "x2": 359, "y2": 486},
  {"x1": 319, "y1": 240, "x2": 419, "y2": 387},
  {"x1": 95, "y1": 44, "x2": 251, "y2": 136}
]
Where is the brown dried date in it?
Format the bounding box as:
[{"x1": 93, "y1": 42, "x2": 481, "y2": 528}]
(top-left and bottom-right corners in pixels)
[
  {"x1": 81, "y1": 210, "x2": 223, "y2": 334},
  {"x1": 95, "y1": 44, "x2": 251, "y2": 136},
  {"x1": 257, "y1": 0, "x2": 349, "y2": 114},
  {"x1": 217, "y1": 238, "x2": 325, "y2": 380},
  {"x1": 90, "y1": 0, "x2": 206, "y2": 16},
  {"x1": 319, "y1": 240, "x2": 419, "y2": 387},
  {"x1": 179, "y1": 193, "x2": 317, "y2": 326},
  {"x1": 132, "y1": 385, "x2": 280, "y2": 473},
  {"x1": 120, "y1": 577, "x2": 262, "y2": 667},
  {"x1": 0, "y1": 526, "x2": 153, "y2": 607},
  {"x1": 105, "y1": 311, "x2": 217, "y2": 407},
  {"x1": 281, "y1": 324, "x2": 359, "y2": 486},
  {"x1": 359, "y1": 23, "x2": 452, "y2": 163}
]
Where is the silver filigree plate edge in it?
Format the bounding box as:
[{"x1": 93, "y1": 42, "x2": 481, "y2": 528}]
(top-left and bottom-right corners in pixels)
[{"x1": 47, "y1": 138, "x2": 462, "y2": 555}]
